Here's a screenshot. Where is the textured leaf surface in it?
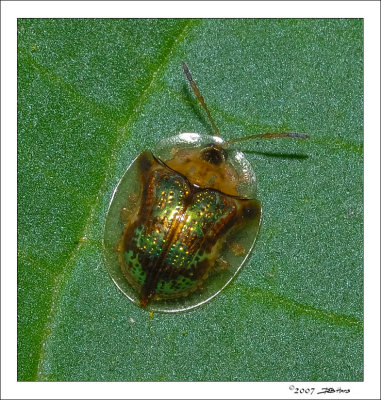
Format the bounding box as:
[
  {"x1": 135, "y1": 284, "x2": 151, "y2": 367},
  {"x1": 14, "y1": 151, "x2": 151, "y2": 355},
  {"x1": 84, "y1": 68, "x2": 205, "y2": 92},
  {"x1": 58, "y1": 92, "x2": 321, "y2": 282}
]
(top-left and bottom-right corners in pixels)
[{"x1": 18, "y1": 19, "x2": 363, "y2": 381}]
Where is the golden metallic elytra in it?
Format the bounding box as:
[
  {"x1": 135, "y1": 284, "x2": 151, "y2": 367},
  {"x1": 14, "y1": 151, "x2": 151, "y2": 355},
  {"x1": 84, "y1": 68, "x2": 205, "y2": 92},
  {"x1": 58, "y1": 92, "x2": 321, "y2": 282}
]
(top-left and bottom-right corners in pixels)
[{"x1": 103, "y1": 63, "x2": 308, "y2": 312}]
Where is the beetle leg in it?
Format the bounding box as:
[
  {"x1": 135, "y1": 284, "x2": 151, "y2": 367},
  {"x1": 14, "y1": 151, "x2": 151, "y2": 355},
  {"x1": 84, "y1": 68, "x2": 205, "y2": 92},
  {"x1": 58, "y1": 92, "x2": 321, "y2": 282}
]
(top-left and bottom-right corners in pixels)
[
  {"x1": 228, "y1": 241, "x2": 246, "y2": 256},
  {"x1": 120, "y1": 193, "x2": 139, "y2": 224},
  {"x1": 212, "y1": 257, "x2": 230, "y2": 274},
  {"x1": 120, "y1": 207, "x2": 131, "y2": 224}
]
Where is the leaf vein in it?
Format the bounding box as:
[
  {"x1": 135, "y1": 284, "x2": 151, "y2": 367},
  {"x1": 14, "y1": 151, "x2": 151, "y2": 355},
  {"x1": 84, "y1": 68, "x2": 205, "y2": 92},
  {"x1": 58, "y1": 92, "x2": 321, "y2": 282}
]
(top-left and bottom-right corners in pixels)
[
  {"x1": 34, "y1": 19, "x2": 198, "y2": 380},
  {"x1": 235, "y1": 284, "x2": 363, "y2": 331},
  {"x1": 18, "y1": 50, "x2": 116, "y2": 124}
]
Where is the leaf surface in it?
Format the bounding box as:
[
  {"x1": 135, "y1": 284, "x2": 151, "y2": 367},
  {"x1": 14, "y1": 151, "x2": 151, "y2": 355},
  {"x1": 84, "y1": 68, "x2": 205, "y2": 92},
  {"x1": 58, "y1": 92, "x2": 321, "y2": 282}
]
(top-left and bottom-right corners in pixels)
[{"x1": 18, "y1": 18, "x2": 363, "y2": 381}]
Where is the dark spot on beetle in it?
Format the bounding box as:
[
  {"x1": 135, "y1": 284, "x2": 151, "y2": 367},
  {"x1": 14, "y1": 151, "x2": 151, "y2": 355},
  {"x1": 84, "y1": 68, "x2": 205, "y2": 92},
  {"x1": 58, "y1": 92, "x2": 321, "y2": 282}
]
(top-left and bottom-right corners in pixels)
[
  {"x1": 138, "y1": 152, "x2": 153, "y2": 174},
  {"x1": 200, "y1": 145, "x2": 226, "y2": 165},
  {"x1": 242, "y1": 206, "x2": 257, "y2": 220}
]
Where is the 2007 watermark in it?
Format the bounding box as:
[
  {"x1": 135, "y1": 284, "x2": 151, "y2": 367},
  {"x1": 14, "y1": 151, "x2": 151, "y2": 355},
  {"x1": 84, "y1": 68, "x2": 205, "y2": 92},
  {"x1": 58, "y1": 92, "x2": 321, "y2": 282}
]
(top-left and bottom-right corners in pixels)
[{"x1": 289, "y1": 385, "x2": 351, "y2": 395}]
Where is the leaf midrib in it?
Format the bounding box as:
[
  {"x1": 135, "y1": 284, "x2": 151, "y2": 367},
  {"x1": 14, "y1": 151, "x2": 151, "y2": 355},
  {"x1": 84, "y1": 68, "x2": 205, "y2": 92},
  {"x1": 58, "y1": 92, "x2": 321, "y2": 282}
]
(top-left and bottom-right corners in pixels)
[{"x1": 33, "y1": 19, "x2": 198, "y2": 380}]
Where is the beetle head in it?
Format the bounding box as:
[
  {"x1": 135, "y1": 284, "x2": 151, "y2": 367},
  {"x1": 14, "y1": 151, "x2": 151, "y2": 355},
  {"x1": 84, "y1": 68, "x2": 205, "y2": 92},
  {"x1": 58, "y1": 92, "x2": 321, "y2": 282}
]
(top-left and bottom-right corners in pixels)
[{"x1": 200, "y1": 144, "x2": 227, "y2": 166}]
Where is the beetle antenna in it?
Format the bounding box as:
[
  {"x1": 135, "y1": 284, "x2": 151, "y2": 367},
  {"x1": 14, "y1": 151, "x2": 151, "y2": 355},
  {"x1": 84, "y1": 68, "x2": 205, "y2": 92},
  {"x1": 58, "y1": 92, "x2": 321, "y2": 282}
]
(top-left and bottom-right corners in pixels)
[
  {"x1": 182, "y1": 62, "x2": 221, "y2": 137},
  {"x1": 225, "y1": 131, "x2": 309, "y2": 146}
]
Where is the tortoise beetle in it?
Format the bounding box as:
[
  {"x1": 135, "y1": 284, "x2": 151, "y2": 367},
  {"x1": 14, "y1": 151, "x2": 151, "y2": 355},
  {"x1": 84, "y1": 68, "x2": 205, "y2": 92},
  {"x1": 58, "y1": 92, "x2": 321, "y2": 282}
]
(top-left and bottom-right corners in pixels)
[{"x1": 103, "y1": 63, "x2": 307, "y2": 312}]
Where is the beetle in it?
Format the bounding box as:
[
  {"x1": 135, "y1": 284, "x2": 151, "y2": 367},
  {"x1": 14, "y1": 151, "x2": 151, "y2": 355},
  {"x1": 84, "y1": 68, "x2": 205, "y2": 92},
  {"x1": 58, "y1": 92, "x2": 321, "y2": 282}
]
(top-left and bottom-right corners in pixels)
[{"x1": 103, "y1": 63, "x2": 307, "y2": 312}]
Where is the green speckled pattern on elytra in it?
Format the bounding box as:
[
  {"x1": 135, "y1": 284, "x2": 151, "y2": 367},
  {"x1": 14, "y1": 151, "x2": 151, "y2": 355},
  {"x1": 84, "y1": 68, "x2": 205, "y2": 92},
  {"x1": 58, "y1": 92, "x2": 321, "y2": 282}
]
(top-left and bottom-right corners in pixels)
[
  {"x1": 18, "y1": 18, "x2": 363, "y2": 381},
  {"x1": 124, "y1": 251, "x2": 146, "y2": 285},
  {"x1": 116, "y1": 151, "x2": 258, "y2": 303}
]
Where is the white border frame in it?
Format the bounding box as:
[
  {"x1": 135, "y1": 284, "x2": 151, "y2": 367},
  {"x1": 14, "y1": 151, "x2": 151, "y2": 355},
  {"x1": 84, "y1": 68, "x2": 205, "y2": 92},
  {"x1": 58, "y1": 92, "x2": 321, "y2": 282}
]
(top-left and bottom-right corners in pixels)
[{"x1": 2, "y1": 1, "x2": 380, "y2": 399}]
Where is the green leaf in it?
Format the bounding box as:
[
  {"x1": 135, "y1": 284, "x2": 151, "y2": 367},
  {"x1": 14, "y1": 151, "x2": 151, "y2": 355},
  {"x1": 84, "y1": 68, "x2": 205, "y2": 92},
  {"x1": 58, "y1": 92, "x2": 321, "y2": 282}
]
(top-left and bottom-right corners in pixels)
[{"x1": 18, "y1": 18, "x2": 363, "y2": 381}]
